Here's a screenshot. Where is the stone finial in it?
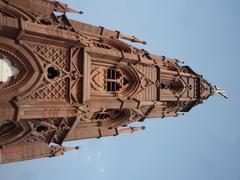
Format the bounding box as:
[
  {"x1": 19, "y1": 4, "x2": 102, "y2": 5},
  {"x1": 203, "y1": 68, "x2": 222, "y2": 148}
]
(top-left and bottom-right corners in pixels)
[
  {"x1": 118, "y1": 126, "x2": 146, "y2": 135},
  {"x1": 49, "y1": 144, "x2": 80, "y2": 157},
  {"x1": 119, "y1": 34, "x2": 147, "y2": 45},
  {"x1": 212, "y1": 85, "x2": 228, "y2": 99},
  {"x1": 52, "y1": 1, "x2": 84, "y2": 14}
]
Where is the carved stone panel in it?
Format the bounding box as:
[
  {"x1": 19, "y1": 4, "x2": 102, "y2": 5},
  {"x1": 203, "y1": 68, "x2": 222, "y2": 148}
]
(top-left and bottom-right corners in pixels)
[
  {"x1": 21, "y1": 117, "x2": 76, "y2": 145},
  {"x1": 22, "y1": 42, "x2": 70, "y2": 102}
]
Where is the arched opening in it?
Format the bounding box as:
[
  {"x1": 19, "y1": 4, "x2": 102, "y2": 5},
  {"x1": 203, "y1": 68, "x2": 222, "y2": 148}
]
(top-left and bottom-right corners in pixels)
[
  {"x1": 0, "y1": 120, "x2": 23, "y2": 146},
  {"x1": 0, "y1": 57, "x2": 19, "y2": 83},
  {"x1": 106, "y1": 68, "x2": 122, "y2": 92},
  {"x1": 98, "y1": 109, "x2": 133, "y2": 128},
  {"x1": 93, "y1": 112, "x2": 111, "y2": 121},
  {"x1": 0, "y1": 120, "x2": 12, "y2": 128},
  {"x1": 160, "y1": 78, "x2": 184, "y2": 96},
  {"x1": 39, "y1": 18, "x2": 52, "y2": 25}
]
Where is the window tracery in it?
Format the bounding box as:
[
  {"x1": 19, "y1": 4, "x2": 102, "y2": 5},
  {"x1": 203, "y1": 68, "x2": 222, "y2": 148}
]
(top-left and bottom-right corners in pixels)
[
  {"x1": 91, "y1": 64, "x2": 131, "y2": 96},
  {"x1": 106, "y1": 68, "x2": 122, "y2": 92}
]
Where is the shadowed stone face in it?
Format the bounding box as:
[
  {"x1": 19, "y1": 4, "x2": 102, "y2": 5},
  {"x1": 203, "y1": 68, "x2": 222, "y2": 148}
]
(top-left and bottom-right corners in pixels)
[
  {"x1": 0, "y1": 120, "x2": 11, "y2": 128},
  {"x1": 0, "y1": 58, "x2": 19, "y2": 83}
]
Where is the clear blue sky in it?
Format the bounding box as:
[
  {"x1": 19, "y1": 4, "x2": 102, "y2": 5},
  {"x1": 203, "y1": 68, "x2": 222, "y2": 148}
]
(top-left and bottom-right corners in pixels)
[{"x1": 1, "y1": 0, "x2": 239, "y2": 180}]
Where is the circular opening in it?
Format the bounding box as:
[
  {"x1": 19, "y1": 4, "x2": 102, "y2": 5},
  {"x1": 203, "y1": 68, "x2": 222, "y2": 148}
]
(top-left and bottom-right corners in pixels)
[
  {"x1": 47, "y1": 66, "x2": 59, "y2": 80},
  {"x1": 36, "y1": 125, "x2": 48, "y2": 133}
]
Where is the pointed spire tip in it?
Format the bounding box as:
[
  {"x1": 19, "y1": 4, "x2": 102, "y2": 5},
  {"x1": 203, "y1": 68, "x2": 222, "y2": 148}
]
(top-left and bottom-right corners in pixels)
[{"x1": 212, "y1": 85, "x2": 228, "y2": 99}]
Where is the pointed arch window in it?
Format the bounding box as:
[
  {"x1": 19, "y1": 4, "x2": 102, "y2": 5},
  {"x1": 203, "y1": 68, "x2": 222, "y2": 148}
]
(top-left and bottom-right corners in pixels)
[{"x1": 106, "y1": 68, "x2": 122, "y2": 92}]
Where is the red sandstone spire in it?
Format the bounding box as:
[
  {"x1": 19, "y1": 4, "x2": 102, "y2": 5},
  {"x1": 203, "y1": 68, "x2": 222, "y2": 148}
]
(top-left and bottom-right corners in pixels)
[{"x1": 0, "y1": 0, "x2": 222, "y2": 164}]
